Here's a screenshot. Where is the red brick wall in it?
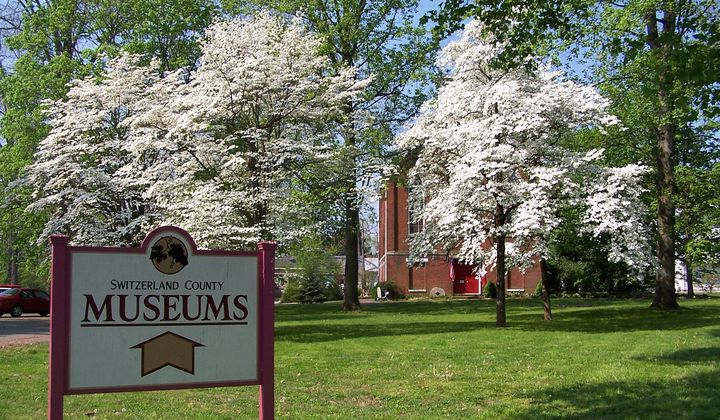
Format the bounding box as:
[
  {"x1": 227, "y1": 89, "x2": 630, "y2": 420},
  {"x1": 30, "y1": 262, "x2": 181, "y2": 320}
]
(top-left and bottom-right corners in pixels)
[
  {"x1": 378, "y1": 182, "x2": 542, "y2": 296},
  {"x1": 379, "y1": 182, "x2": 410, "y2": 255},
  {"x1": 483, "y1": 259, "x2": 542, "y2": 294},
  {"x1": 379, "y1": 188, "x2": 386, "y2": 258},
  {"x1": 382, "y1": 253, "x2": 454, "y2": 295}
]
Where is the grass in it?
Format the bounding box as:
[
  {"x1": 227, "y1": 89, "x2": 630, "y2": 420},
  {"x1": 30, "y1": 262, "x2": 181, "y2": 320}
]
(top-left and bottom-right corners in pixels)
[{"x1": 1, "y1": 297, "x2": 719, "y2": 419}]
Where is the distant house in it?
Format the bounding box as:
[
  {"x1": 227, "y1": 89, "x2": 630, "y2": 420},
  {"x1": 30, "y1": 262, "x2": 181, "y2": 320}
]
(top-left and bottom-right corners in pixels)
[
  {"x1": 378, "y1": 182, "x2": 542, "y2": 297},
  {"x1": 675, "y1": 260, "x2": 720, "y2": 293},
  {"x1": 329, "y1": 256, "x2": 379, "y2": 293},
  {"x1": 275, "y1": 255, "x2": 379, "y2": 294}
]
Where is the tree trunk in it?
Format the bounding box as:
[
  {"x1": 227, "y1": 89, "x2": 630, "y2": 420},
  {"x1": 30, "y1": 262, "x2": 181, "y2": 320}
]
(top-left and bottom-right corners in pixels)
[
  {"x1": 339, "y1": 89, "x2": 362, "y2": 311},
  {"x1": 646, "y1": 9, "x2": 679, "y2": 310},
  {"x1": 685, "y1": 261, "x2": 694, "y2": 298},
  {"x1": 5, "y1": 237, "x2": 11, "y2": 282},
  {"x1": 6, "y1": 232, "x2": 19, "y2": 284},
  {"x1": 10, "y1": 248, "x2": 19, "y2": 284},
  {"x1": 652, "y1": 123, "x2": 679, "y2": 309},
  {"x1": 342, "y1": 194, "x2": 362, "y2": 311},
  {"x1": 495, "y1": 204, "x2": 507, "y2": 327},
  {"x1": 246, "y1": 144, "x2": 269, "y2": 240},
  {"x1": 495, "y1": 237, "x2": 506, "y2": 327},
  {"x1": 540, "y1": 258, "x2": 552, "y2": 321}
]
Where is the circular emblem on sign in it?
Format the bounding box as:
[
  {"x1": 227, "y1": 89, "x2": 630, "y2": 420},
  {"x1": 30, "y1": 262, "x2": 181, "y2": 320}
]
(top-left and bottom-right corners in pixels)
[{"x1": 149, "y1": 236, "x2": 189, "y2": 275}]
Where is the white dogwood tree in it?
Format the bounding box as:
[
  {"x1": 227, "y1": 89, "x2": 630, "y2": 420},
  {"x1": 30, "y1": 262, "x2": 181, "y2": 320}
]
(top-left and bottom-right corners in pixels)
[
  {"x1": 27, "y1": 12, "x2": 367, "y2": 249},
  {"x1": 398, "y1": 20, "x2": 653, "y2": 327},
  {"x1": 25, "y1": 54, "x2": 166, "y2": 246},
  {"x1": 128, "y1": 12, "x2": 367, "y2": 248}
]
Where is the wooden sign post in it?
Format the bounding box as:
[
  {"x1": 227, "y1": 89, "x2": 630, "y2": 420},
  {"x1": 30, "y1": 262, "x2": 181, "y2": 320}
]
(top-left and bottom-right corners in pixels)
[{"x1": 48, "y1": 226, "x2": 276, "y2": 419}]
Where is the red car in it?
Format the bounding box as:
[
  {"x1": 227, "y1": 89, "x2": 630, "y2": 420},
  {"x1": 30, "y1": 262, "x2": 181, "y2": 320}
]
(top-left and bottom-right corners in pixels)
[
  {"x1": 0, "y1": 288, "x2": 50, "y2": 317},
  {"x1": 0, "y1": 284, "x2": 20, "y2": 293}
]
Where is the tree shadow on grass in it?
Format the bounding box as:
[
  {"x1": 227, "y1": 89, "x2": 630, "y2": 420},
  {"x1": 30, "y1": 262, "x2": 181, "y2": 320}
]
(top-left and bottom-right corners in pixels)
[
  {"x1": 648, "y1": 346, "x2": 720, "y2": 366},
  {"x1": 278, "y1": 296, "x2": 715, "y2": 317},
  {"x1": 275, "y1": 299, "x2": 500, "y2": 322},
  {"x1": 276, "y1": 299, "x2": 720, "y2": 337},
  {"x1": 707, "y1": 328, "x2": 720, "y2": 338},
  {"x1": 276, "y1": 320, "x2": 495, "y2": 343},
  {"x1": 275, "y1": 302, "x2": 363, "y2": 322},
  {"x1": 508, "y1": 302, "x2": 720, "y2": 334},
  {"x1": 513, "y1": 370, "x2": 720, "y2": 419},
  {"x1": 276, "y1": 297, "x2": 575, "y2": 322}
]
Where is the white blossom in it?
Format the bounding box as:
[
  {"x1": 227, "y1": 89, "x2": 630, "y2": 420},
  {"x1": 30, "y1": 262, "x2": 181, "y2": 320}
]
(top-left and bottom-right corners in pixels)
[
  {"x1": 25, "y1": 54, "x2": 165, "y2": 246},
  {"x1": 26, "y1": 12, "x2": 369, "y2": 248},
  {"x1": 582, "y1": 164, "x2": 653, "y2": 267},
  {"x1": 399, "y1": 20, "x2": 653, "y2": 278},
  {"x1": 129, "y1": 12, "x2": 367, "y2": 248}
]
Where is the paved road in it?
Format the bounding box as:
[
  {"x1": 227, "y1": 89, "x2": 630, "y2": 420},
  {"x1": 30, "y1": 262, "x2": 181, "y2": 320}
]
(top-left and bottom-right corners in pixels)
[{"x1": 0, "y1": 315, "x2": 50, "y2": 347}]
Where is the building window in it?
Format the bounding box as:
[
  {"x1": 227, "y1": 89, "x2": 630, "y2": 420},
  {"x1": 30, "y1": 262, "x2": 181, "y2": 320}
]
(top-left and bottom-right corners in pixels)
[
  {"x1": 409, "y1": 217, "x2": 424, "y2": 234},
  {"x1": 407, "y1": 187, "x2": 425, "y2": 235}
]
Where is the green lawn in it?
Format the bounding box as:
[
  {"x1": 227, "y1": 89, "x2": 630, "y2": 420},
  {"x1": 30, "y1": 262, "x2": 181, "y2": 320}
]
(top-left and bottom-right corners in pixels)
[{"x1": 1, "y1": 298, "x2": 718, "y2": 419}]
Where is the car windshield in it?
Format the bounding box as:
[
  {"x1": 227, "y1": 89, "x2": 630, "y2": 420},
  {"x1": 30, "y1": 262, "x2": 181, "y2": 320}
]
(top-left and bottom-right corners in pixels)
[{"x1": 0, "y1": 288, "x2": 20, "y2": 296}]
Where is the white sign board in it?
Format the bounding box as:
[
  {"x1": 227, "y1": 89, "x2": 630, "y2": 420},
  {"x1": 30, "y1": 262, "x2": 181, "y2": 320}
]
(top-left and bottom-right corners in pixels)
[{"x1": 65, "y1": 227, "x2": 260, "y2": 392}]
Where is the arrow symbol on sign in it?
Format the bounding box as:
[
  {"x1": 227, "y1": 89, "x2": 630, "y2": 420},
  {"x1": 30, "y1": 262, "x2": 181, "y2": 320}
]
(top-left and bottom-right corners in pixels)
[{"x1": 131, "y1": 332, "x2": 204, "y2": 377}]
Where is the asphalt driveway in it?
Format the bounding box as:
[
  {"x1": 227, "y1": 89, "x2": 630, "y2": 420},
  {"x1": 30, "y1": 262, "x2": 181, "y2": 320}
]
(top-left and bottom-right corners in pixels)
[{"x1": 0, "y1": 315, "x2": 50, "y2": 347}]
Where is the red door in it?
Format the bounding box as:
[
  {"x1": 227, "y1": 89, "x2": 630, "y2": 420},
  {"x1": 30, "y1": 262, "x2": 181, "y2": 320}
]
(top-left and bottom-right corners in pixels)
[
  {"x1": 452, "y1": 261, "x2": 480, "y2": 294},
  {"x1": 465, "y1": 273, "x2": 479, "y2": 294},
  {"x1": 453, "y1": 272, "x2": 466, "y2": 294}
]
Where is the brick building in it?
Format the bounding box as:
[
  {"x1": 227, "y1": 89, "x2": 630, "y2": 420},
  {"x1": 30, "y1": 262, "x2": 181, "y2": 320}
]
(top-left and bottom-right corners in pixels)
[{"x1": 378, "y1": 182, "x2": 543, "y2": 297}]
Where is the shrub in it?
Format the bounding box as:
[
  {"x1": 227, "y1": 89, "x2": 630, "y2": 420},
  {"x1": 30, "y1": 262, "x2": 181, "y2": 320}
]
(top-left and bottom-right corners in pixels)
[
  {"x1": 281, "y1": 234, "x2": 343, "y2": 304},
  {"x1": 534, "y1": 281, "x2": 544, "y2": 298},
  {"x1": 282, "y1": 275, "x2": 342, "y2": 304},
  {"x1": 483, "y1": 281, "x2": 497, "y2": 299},
  {"x1": 372, "y1": 280, "x2": 403, "y2": 300},
  {"x1": 299, "y1": 274, "x2": 329, "y2": 303},
  {"x1": 281, "y1": 276, "x2": 301, "y2": 303},
  {"x1": 324, "y1": 280, "x2": 343, "y2": 301}
]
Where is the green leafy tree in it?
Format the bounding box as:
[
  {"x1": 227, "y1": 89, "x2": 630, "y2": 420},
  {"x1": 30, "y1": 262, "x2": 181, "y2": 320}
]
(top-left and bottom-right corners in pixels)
[
  {"x1": 427, "y1": 0, "x2": 720, "y2": 309},
  {"x1": 675, "y1": 164, "x2": 720, "y2": 297},
  {"x1": 118, "y1": 0, "x2": 217, "y2": 72},
  {"x1": 0, "y1": 145, "x2": 49, "y2": 286},
  {"x1": 290, "y1": 235, "x2": 341, "y2": 303},
  {"x1": 547, "y1": 206, "x2": 653, "y2": 294},
  {"x1": 0, "y1": 0, "x2": 91, "y2": 285},
  {"x1": 228, "y1": 0, "x2": 437, "y2": 310},
  {"x1": 0, "y1": 0, "x2": 217, "y2": 284}
]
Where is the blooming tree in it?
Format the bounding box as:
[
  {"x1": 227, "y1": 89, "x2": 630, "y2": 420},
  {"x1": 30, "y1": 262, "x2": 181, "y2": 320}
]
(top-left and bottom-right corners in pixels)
[
  {"x1": 129, "y1": 12, "x2": 367, "y2": 248},
  {"x1": 25, "y1": 54, "x2": 166, "y2": 246},
  {"x1": 27, "y1": 12, "x2": 367, "y2": 250},
  {"x1": 398, "y1": 20, "x2": 653, "y2": 326}
]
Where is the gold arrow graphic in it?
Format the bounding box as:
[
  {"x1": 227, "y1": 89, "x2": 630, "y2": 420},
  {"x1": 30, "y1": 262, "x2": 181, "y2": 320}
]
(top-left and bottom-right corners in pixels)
[{"x1": 131, "y1": 332, "x2": 204, "y2": 377}]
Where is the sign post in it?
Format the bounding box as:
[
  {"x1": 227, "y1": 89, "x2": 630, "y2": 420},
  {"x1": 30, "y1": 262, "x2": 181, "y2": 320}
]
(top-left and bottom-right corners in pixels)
[
  {"x1": 258, "y1": 241, "x2": 276, "y2": 420},
  {"x1": 47, "y1": 227, "x2": 276, "y2": 419},
  {"x1": 48, "y1": 235, "x2": 70, "y2": 420}
]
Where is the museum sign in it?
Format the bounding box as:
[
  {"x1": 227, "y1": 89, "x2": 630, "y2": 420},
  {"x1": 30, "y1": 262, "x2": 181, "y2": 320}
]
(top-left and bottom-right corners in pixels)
[{"x1": 48, "y1": 226, "x2": 276, "y2": 419}]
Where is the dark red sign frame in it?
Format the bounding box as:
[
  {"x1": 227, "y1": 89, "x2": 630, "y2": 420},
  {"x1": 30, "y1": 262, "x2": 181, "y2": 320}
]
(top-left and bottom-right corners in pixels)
[{"x1": 48, "y1": 226, "x2": 276, "y2": 419}]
